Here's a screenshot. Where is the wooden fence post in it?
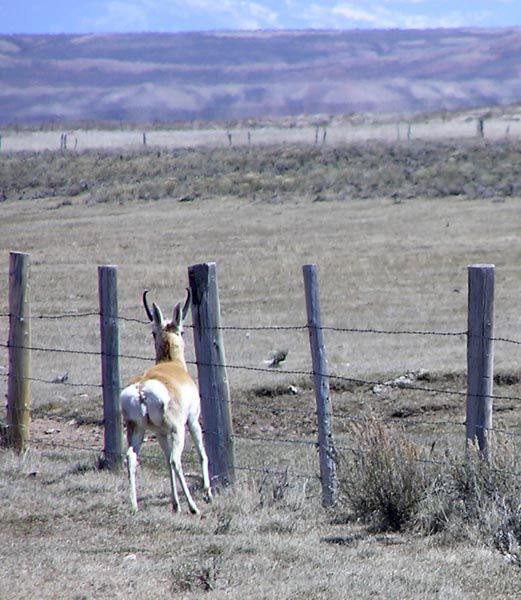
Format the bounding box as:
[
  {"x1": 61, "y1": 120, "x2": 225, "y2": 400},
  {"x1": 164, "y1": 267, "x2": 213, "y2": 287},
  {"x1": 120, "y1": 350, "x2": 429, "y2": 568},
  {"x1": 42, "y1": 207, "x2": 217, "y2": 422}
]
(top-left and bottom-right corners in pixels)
[
  {"x1": 98, "y1": 265, "x2": 123, "y2": 469},
  {"x1": 477, "y1": 118, "x2": 485, "y2": 138},
  {"x1": 188, "y1": 262, "x2": 235, "y2": 488},
  {"x1": 6, "y1": 252, "x2": 31, "y2": 451},
  {"x1": 303, "y1": 264, "x2": 337, "y2": 506},
  {"x1": 466, "y1": 264, "x2": 494, "y2": 459}
]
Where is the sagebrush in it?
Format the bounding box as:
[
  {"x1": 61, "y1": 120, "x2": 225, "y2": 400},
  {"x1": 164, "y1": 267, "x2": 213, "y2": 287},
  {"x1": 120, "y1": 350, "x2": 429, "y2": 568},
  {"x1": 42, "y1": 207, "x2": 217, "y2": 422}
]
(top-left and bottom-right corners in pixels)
[{"x1": 339, "y1": 420, "x2": 521, "y2": 563}]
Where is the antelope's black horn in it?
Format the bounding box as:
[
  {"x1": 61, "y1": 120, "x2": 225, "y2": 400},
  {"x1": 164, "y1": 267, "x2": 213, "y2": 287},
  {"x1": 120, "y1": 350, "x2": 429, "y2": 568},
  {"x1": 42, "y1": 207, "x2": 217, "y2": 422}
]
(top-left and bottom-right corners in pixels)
[
  {"x1": 182, "y1": 287, "x2": 191, "y2": 320},
  {"x1": 143, "y1": 290, "x2": 154, "y2": 321}
]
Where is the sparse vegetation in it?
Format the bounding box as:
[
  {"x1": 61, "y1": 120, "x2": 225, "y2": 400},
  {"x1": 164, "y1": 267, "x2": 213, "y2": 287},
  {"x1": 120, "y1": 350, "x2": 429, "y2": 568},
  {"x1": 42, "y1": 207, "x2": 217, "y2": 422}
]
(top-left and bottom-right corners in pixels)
[{"x1": 2, "y1": 140, "x2": 521, "y2": 204}]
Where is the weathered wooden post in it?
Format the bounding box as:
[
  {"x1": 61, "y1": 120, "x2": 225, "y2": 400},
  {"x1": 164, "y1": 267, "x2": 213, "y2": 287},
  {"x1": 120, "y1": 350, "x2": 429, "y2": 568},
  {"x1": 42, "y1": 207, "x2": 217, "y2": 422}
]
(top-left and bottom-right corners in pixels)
[
  {"x1": 188, "y1": 262, "x2": 234, "y2": 488},
  {"x1": 6, "y1": 252, "x2": 31, "y2": 451},
  {"x1": 466, "y1": 264, "x2": 494, "y2": 459},
  {"x1": 477, "y1": 118, "x2": 485, "y2": 138},
  {"x1": 303, "y1": 264, "x2": 337, "y2": 506},
  {"x1": 98, "y1": 265, "x2": 123, "y2": 469}
]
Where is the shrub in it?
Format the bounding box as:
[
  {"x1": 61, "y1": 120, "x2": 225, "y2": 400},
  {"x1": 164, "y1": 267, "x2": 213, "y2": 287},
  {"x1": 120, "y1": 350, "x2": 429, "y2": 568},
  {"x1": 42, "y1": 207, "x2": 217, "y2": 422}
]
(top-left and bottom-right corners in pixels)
[
  {"x1": 416, "y1": 437, "x2": 521, "y2": 560},
  {"x1": 338, "y1": 420, "x2": 521, "y2": 563},
  {"x1": 338, "y1": 420, "x2": 430, "y2": 531}
]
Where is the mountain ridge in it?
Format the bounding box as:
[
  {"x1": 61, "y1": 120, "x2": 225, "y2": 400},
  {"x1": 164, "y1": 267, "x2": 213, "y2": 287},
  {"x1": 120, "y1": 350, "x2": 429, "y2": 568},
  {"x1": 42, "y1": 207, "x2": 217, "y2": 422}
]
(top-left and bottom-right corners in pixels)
[{"x1": 1, "y1": 28, "x2": 521, "y2": 125}]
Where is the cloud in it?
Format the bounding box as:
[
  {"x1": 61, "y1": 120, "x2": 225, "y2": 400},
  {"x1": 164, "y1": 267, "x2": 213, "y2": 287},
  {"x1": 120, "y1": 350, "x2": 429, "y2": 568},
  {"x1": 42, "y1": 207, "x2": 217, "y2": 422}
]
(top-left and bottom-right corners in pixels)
[
  {"x1": 80, "y1": 0, "x2": 279, "y2": 32},
  {"x1": 178, "y1": 0, "x2": 280, "y2": 29},
  {"x1": 82, "y1": 1, "x2": 154, "y2": 31},
  {"x1": 75, "y1": 0, "x2": 521, "y2": 33},
  {"x1": 332, "y1": 5, "x2": 395, "y2": 27},
  {"x1": 300, "y1": 3, "x2": 493, "y2": 30}
]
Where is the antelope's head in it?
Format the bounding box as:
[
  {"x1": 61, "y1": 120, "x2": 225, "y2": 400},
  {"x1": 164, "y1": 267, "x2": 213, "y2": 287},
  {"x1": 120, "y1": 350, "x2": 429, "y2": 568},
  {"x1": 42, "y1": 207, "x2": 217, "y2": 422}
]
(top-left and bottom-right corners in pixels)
[{"x1": 143, "y1": 288, "x2": 191, "y2": 364}]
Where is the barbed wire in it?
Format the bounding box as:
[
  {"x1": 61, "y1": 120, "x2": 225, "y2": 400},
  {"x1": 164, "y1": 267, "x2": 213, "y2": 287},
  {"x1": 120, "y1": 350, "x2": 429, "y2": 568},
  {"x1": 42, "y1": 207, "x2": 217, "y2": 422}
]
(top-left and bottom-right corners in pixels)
[
  {"x1": 3, "y1": 312, "x2": 521, "y2": 454},
  {"x1": 231, "y1": 432, "x2": 317, "y2": 447},
  {"x1": 3, "y1": 307, "x2": 521, "y2": 346},
  {"x1": 26, "y1": 434, "x2": 521, "y2": 483},
  {"x1": 25, "y1": 376, "x2": 101, "y2": 389},
  {"x1": 31, "y1": 437, "x2": 319, "y2": 481},
  {"x1": 0, "y1": 341, "x2": 152, "y2": 363},
  {"x1": 33, "y1": 311, "x2": 100, "y2": 320},
  {"x1": 23, "y1": 399, "x2": 521, "y2": 451},
  {"x1": 2, "y1": 341, "x2": 521, "y2": 404},
  {"x1": 321, "y1": 325, "x2": 467, "y2": 337}
]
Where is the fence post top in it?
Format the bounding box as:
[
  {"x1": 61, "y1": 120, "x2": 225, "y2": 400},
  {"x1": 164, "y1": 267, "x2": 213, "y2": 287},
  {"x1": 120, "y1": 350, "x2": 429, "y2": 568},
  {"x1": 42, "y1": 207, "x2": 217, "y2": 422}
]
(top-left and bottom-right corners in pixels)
[
  {"x1": 468, "y1": 264, "x2": 495, "y2": 270},
  {"x1": 189, "y1": 262, "x2": 217, "y2": 272}
]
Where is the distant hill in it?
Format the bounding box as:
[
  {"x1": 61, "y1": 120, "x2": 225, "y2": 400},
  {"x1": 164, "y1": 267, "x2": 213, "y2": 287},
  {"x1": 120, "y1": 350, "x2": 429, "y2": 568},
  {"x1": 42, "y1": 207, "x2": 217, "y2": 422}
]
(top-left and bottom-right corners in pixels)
[{"x1": 1, "y1": 28, "x2": 521, "y2": 125}]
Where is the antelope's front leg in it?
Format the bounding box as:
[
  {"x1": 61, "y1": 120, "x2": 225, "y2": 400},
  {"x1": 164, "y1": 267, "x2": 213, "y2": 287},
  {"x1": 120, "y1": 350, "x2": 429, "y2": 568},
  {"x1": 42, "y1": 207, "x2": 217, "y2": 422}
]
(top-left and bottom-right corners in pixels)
[{"x1": 188, "y1": 417, "x2": 212, "y2": 503}]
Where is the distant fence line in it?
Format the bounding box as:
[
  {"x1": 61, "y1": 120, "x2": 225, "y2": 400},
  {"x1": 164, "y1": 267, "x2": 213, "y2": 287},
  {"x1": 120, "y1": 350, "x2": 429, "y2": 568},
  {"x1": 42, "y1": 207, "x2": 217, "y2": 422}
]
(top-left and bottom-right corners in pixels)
[
  {"x1": 1, "y1": 113, "x2": 520, "y2": 154},
  {"x1": 1, "y1": 252, "x2": 518, "y2": 505}
]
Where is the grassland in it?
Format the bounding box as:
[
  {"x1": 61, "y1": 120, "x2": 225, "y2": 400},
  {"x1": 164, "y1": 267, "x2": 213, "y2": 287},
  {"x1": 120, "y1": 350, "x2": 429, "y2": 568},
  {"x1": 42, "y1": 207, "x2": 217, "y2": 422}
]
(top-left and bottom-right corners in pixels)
[{"x1": 2, "y1": 138, "x2": 521, "y2": 598}]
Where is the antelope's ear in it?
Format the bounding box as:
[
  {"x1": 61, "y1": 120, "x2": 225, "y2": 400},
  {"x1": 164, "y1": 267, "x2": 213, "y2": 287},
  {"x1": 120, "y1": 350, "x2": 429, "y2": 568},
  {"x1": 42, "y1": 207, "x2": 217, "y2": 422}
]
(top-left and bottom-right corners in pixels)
[
  {"x1": 182, "y1": 287, "x2": 191, "y2": 321},
  {"x1": 152, "y1": 302, "x2": 164, "y2": 326},
  {"x1": 172, "y1": 302, "x2": 182, "y2": 330}
]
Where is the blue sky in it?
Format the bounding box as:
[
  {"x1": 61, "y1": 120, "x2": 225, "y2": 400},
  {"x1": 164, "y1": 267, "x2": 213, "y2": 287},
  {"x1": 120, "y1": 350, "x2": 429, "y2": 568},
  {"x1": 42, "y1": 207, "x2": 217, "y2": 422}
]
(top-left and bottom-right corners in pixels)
[{"x1": 1, "y1": 1, "x2": 520, "y2": 34}]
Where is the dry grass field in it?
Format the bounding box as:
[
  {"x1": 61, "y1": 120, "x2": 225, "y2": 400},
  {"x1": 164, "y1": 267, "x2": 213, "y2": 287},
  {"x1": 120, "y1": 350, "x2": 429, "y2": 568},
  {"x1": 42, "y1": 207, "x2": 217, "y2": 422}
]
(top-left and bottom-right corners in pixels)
[{"x1": 2, "y1": 137, "x2": 521, "y2": 598}]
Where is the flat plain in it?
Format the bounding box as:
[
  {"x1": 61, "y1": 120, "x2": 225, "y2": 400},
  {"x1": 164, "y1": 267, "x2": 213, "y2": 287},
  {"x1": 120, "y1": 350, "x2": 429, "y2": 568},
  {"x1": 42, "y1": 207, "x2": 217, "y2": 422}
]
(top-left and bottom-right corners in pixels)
[{"x1": 1, "y1": 128, "x2": 521, "y2": 598}]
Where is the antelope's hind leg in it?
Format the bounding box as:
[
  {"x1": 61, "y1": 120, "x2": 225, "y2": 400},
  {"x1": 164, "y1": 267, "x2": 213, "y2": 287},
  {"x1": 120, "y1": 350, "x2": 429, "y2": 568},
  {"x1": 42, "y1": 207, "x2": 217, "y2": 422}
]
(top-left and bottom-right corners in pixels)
[
  {"x1": 158, "y1": 430, "x2": 200, "y2": 515},
  {"x1": 126, "y1": 422, "x2": 145, "y2": 512},
  {"x1": 121, "y1": 383, "x2": 147, "y2": 511}
]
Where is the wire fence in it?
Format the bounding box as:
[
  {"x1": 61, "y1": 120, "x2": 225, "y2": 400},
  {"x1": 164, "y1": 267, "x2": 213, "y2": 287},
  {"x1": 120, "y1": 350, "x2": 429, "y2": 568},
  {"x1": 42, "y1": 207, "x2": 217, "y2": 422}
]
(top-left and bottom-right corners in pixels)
[
  {"x1": 3, "y1": 259, "x2": 521, "y2": 504},
  {"x1": 2, "y1": 308, "x2": 521, "y2": 453},
  {"x1": 2, "y1": 310, "x2": 521, "y2": 397}
]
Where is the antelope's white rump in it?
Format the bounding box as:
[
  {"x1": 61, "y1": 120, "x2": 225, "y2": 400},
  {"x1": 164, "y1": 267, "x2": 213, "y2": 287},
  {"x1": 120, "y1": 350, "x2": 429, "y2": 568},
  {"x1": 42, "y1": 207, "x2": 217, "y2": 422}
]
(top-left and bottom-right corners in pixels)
[{"x1": 121, "y1": 379, "x2": 172, "y2": 429}]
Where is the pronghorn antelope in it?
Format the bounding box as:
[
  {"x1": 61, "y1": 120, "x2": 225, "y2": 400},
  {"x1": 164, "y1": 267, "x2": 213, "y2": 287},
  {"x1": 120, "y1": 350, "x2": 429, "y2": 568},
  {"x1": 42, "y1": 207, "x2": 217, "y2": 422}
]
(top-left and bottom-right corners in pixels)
[{"x1": 120, "y1": 289, "x2": 212, "y2": 514}]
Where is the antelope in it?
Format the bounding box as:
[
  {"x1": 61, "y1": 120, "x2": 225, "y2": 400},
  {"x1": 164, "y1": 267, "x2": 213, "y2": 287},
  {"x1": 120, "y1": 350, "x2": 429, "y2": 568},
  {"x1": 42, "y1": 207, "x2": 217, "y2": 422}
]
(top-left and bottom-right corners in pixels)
[{"x1": 120, "y1": 288, "x2": 212, "y2": 514}]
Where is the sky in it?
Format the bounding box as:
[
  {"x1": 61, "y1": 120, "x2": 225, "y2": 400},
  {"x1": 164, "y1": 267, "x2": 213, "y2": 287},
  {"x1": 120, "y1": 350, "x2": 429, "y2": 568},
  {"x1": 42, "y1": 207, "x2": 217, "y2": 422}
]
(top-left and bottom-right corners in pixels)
[{"x1": 0, "y1": 1, "x2": 520, "y2": 34}]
